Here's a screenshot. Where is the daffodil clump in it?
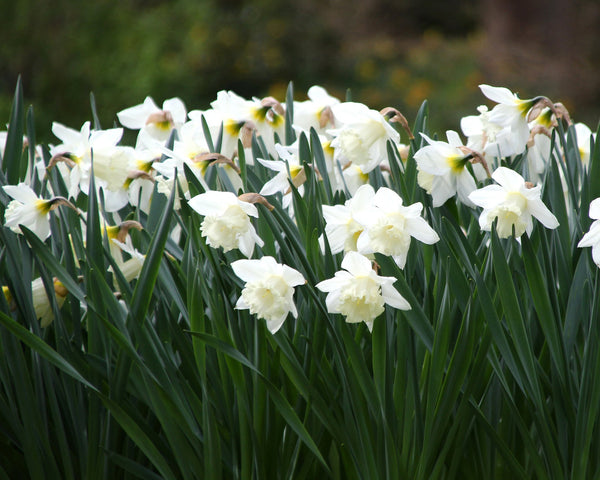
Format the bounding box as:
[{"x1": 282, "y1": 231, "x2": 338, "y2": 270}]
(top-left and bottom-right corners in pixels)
[
  {"x1": 1, "y1": 82, "x2": 597, "y2": 330},
  {"x1": 1, "y1": 80, "x2": 600, "y2": 479}
]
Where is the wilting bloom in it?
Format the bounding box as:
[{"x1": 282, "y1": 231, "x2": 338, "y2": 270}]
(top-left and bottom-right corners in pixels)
[
  {"x1": 3, "y1": 183, "x2": 75, "y2": 240},
  {"x1": 231, "y1": 256, "x2": 306, "y2": 333},
  {"x1": 316, "y1": 251, "x2": 410, "y2": 331},
  {"x1": 468, "y1": 166, "x2": 559, "y2": 238},
  {"x1": 577, "y1": 198, "x2": 600, "y2": 267},
  {"x1": 117, "y1": 96, "x2": 187, "y2": 141},
  {"x1": 413, "y1": 131, "x2": 478, "y2": 207},
  {"x1": 322, "y1": 184, "x2": 375, "y2": 254},
  {"x1": 188, "y1": 190, "x2": 264, "y2": 258},
  {"x1": 329, "y1": 102, "x2": 400, "y2": 173},
  {"x1": 354, "y1": 187, "x2": 439, "y2": 268}
]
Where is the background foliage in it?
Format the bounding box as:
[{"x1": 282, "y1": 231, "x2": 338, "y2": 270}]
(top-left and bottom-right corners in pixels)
[{"x1": 1, "y1": 0, "x2": 599, "y2": 141}]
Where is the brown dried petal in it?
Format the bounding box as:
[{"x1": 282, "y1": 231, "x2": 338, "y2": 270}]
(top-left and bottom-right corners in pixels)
[
  {"x1": 117, "y1": 220, "x2": 143, "y2": 243},
  {"x1": 238, "y1": 193, "x2": 275, "y2": 211}
]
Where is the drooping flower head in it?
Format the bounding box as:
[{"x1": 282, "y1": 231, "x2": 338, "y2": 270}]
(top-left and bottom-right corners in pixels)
[
  {"x1": 316, "y1": 251, "x2": 410, "y2": 331},
  {"x1": 231, "y1": 256, "x2": 306, "y2": 333},
  {"x1": 468, "y1": 166, "x2": 559, "y2": 238}
]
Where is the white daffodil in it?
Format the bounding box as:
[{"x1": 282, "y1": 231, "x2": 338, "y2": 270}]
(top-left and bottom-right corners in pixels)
[
  {"x1": 293, "y1": 85, "x2": 340, "y2": 135},
  {"x1": 3, "y1": 278, "x2": 68, "y2": 328},
  {"x1": 461, "y1": 105, "x2": 526, "y2": 160},
  {"x1": 354, "y1": 187, "x2": 439, "y2": 268},
  {"x1": 525, "y1": 108, "x2": 555, "y2": 183},
  {"x1": 329, "y1": 102, "x2": 400, "y2": 174},
  {"x1": 3, "y1": 183, "x2": 76, "y2": 240},
  {"x1": 50, "y1": 122, "x2": 133, "y2": 211},
  {"x1": 316, "y1": 250, "x2": 410, "y2": 331},
  {"x1": 33, "y1": 278, "x2": 69, "y2": 328},
  {"x1": 322, "y1": 183, "x2": 375, "y2": 254},
  {"x1": 188, "y1": 190, "x2": 264, "y2": 258},
  {"x1": 194, "y1": 90, "x2": 285, "y2": 158},
  {"x1": 117, "y1": 96, "x2": 187, "y2": 142},
  {"x1": 340, "y1": 163, "x2": 370, "y2": 195},
  {"x1": 468, "y1": 166, "x2": 559, "y2": 238},
  {"x1": 231, "y1": 256, "x2": 306, "y2": 333},
  {"x1": 575, "y1": 122, "x2": 596, "y2": 167},
  {"x1": 413, "y1": 131, "x2": 478, "y2": 207},
  {"x1": 479, "y1": 85, "x2": 539, "y2": 156},
  {"x1": 577, "y1": 198, "x2": 600, "y2": 267},
  {"x1": 258, "y1": 142, "x2": 305, "y2": 209}
]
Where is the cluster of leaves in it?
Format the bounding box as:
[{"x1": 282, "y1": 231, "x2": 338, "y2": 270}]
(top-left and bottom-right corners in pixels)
[{"x1": 0, "y1": 79, "x2": 600, "y2": 480}]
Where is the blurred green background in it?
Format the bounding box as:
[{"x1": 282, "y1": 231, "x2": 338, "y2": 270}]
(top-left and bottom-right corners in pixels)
[{"x1": 1, "y1": 0, "x2": 599, "y2": 143}]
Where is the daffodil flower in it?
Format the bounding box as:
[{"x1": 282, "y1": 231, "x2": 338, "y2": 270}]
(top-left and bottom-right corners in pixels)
[
  {"x1": 461, "y1": 105, "x2": 526, "y2": 160},
  {"x1": 413, "y1": 131, "x2": 478, "y2": 207},
  {"x1": 354, "y1": 187, "x2": 439, "y2": 268},
  {"x1": 195, "y1": 90, "x2": 285, "y2": 158},
  {"x1": 479, "y1": 84, "x2": 539, "y2": 156},
  {"x1": 329, "y1": 102, "x2": 400, "y2": 173},
  {"x1": 316, "y1": 251, "x2": 410, "y2": 331},
  {"x1": 468, "y1": 166, "x2": 559, "y2": 238},
  {"x1": 293, "y1": 85, "x2": 340, "y2": 135},
  {"x1": 574, "y1": 122, "x2": 596, "y2": 167},
  {"x1": 322, "y1": 183, "x2": 374, "y2": 254},
  {"x1": 50, "y1": 121, "x2": 134, "y2": 211},
  {"x1": 188, "y1": 190, "x2": 264, "y2": 258},
  {"x1": 117, "y1": 96, "x2": 187, "y2": 141},
  {"x1": 231, "y1": 256, "x2": 306, "y2": 333},
  {"x1": 258, "y1": 142, "x2": 306, "y2": 209},
  {"x1": 3, "y1": 183, "x2": 76, "y2": 240},
  {"x1": 577, "y1": 198, "x2": 600, "y2": 267}
]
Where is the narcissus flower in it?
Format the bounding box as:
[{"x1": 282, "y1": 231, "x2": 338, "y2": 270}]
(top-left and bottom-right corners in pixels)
[
  {"x1": 188, "y1": 190, "x2": 264, "y2": 258},
  {"x1": 413, "y1": 131, "x2": 479, "y2": 207},
  {"x1": 479, "y1": 85, "x2": 539, "y2": 155},
  {"x1": 3, "y1": 183, "x2": 75, "y2": 240},
  {"x1": 329, "y1": 102, "x2": 400, "y2": 173},
  {"x1": 316, "y1": 251, "x2": 410, "y2": 331},
  {"x1": 322, "y1": 183, "x2": 375, "y2": 254},
  {"x1": 468, "y1": 166, "x2": 559, "y2": 238},
  {"x1": 577, "y1": 198, "x2": 600, "y2": 267},
  {"x1": 461, "y1": 105, "x2": 527, "y2": 160},
  {"x1": 117, "y1": 96, "x2": 187, "y2": 141},
  {"x1": 354, "y1": 187, "x2": 439, "y2": 268},
  {"x1": 231, "y1": 256, "x2": 306, "y2": 333},
  {"x1": 575, "y1": 122, "x2": 596, "y2": 167},
  {"x1": 258, "y1": 142, "x2": 306, "y2": 209},
  {"x1": 293, "y1": 85, "x2": 340, "y2": 135},
  {"x1": 3, "y1": 277, "x2": 68, "y2": 328}
]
